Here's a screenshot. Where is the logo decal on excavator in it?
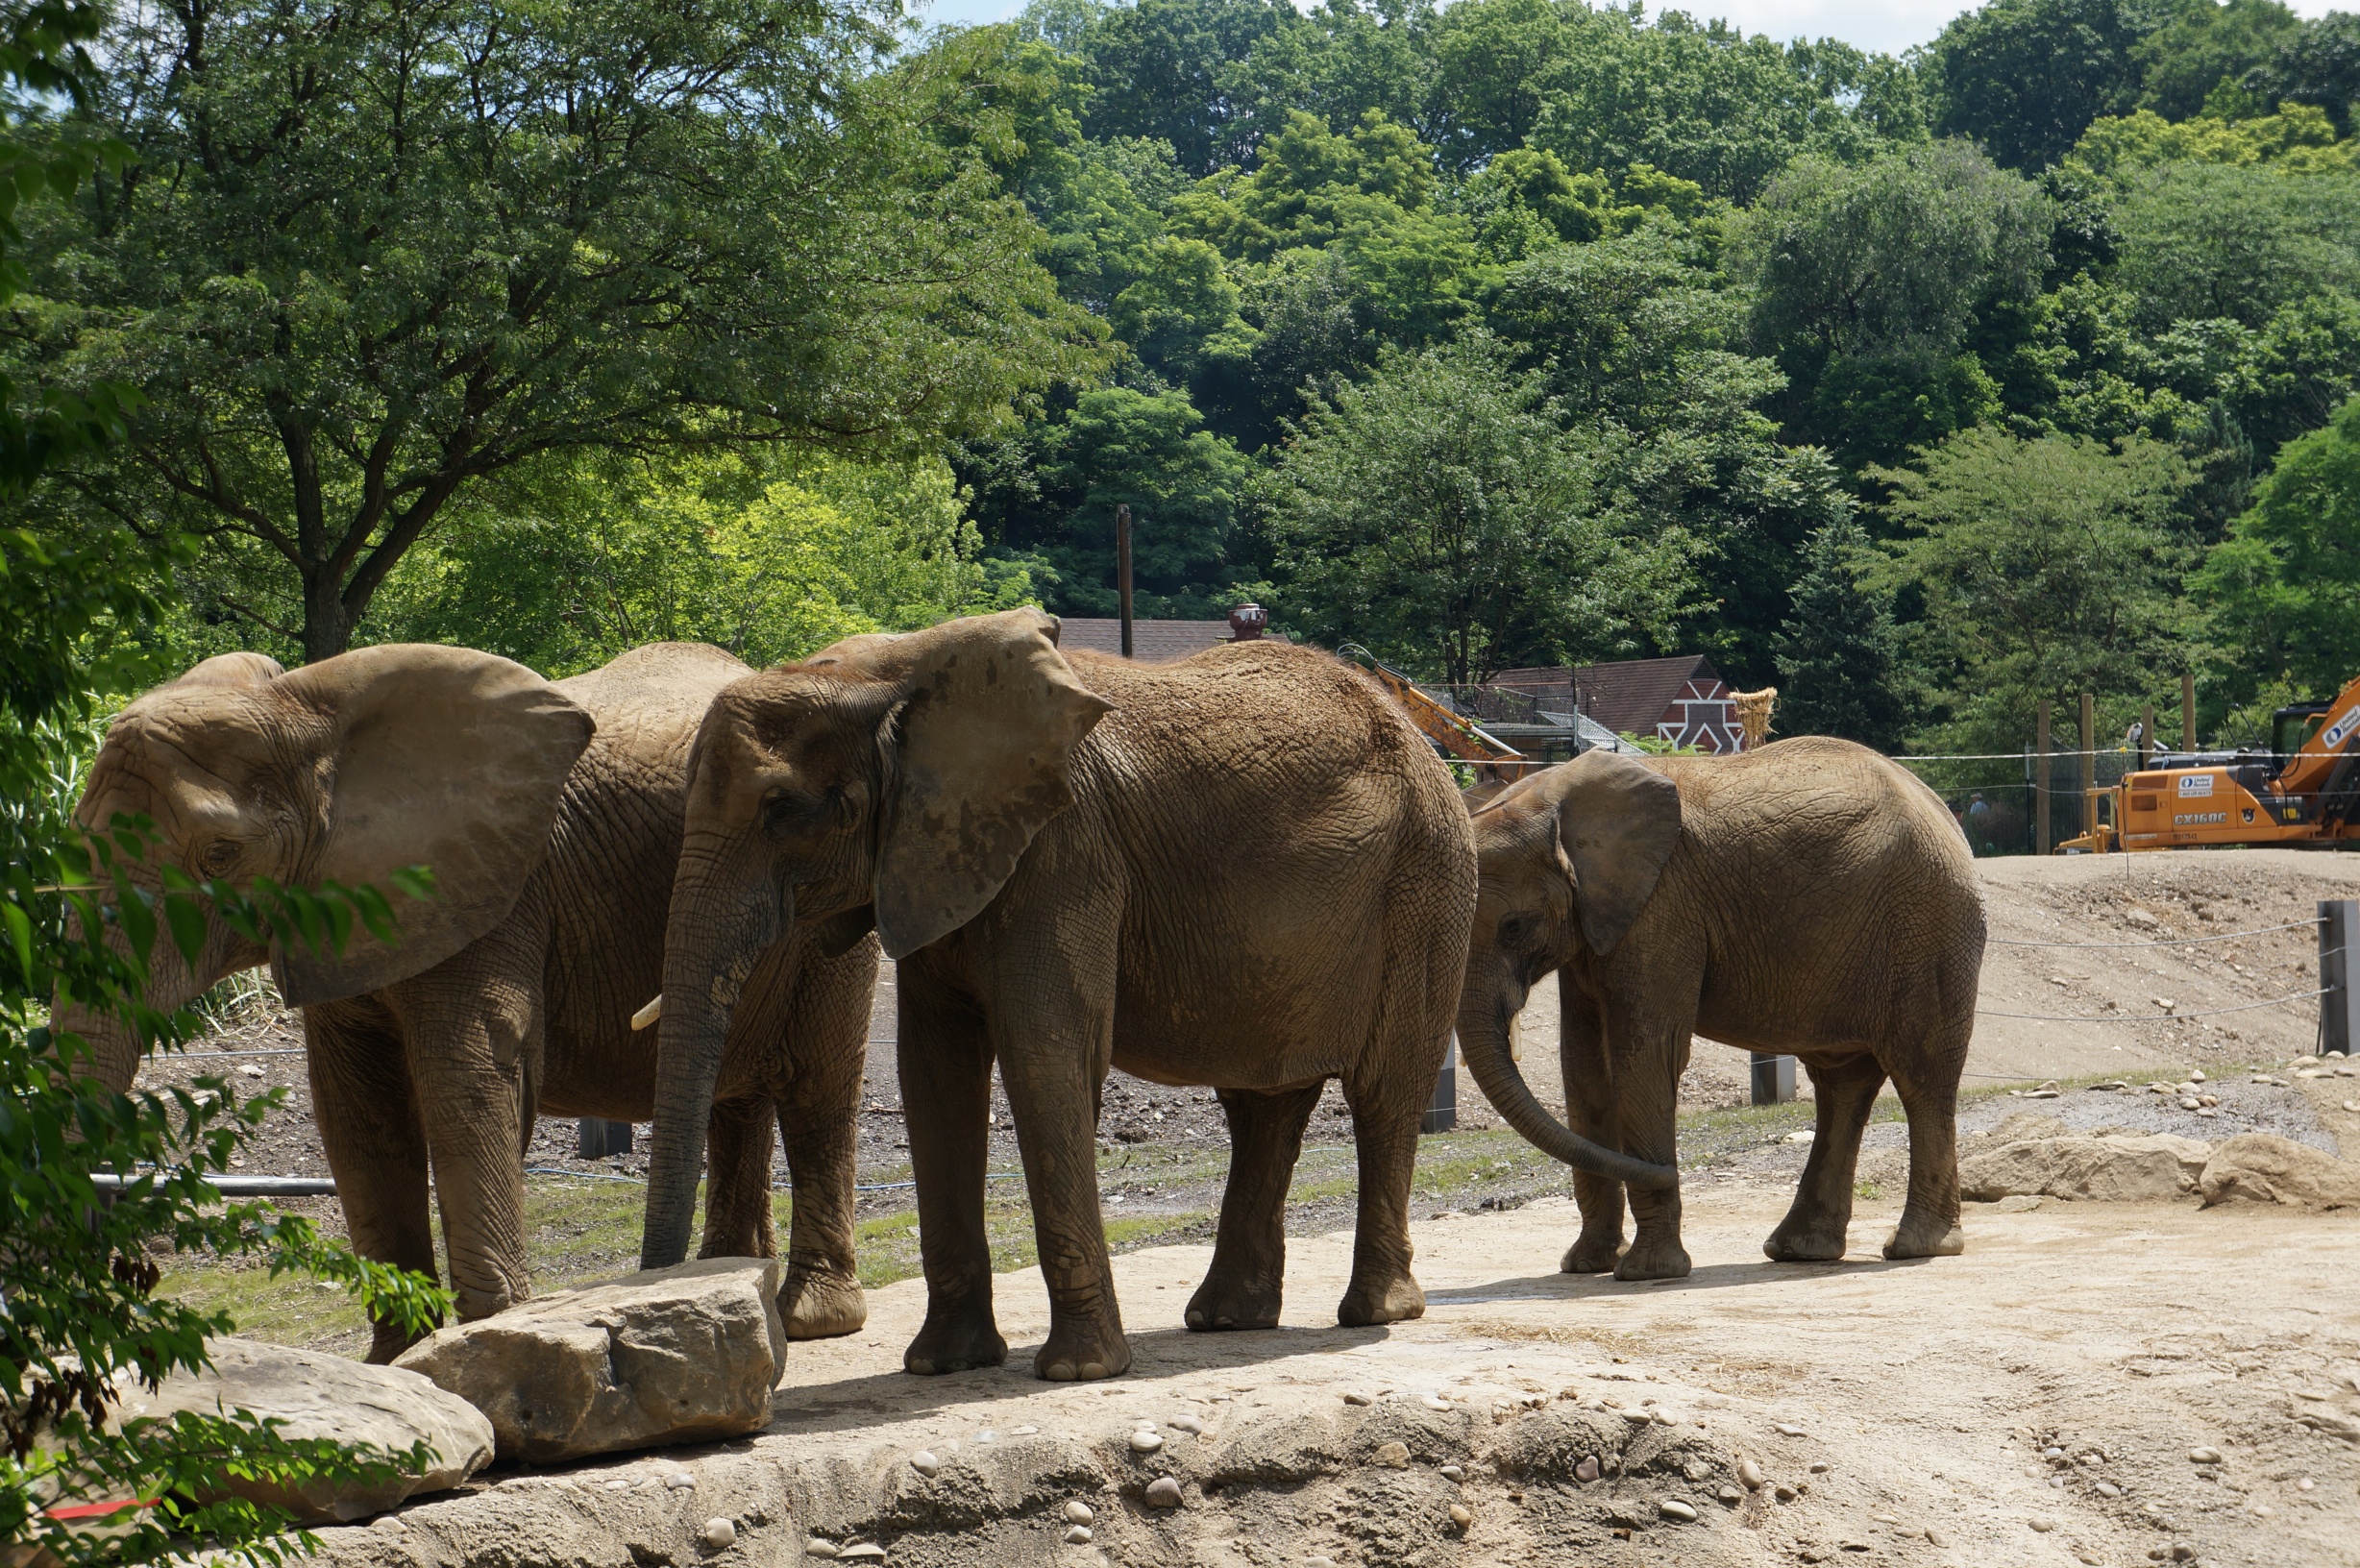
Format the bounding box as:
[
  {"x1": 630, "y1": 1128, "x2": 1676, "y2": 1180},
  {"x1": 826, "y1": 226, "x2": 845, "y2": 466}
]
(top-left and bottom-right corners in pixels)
[
  {"x1": 2175, "y1": 812, "x2": 2227, "y2": 825},
  {"x1": 2176, "y1": 773, "x2": 2214, "y2": 797},
  {"x1": 2325, "y1": 704, "x2": 2360, "y2": 750}
]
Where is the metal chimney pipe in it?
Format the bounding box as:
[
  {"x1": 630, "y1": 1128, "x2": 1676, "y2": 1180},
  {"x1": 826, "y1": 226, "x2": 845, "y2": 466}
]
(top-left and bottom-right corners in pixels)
[{"x1": 1117, "y1": 502, "x2": 1134, "y2": 660}]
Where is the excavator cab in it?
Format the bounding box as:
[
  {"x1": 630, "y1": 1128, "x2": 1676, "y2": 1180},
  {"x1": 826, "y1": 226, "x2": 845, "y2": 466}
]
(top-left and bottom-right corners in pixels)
[{"x1": 2273, "y1": 703, "x2": 2332, "y2": 776}]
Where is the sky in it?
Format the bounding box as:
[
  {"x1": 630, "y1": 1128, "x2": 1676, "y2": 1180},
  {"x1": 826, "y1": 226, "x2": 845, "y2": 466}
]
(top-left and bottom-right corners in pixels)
[{"x1": 912, "y1": 0, "x2": 2348, "y2": 61}]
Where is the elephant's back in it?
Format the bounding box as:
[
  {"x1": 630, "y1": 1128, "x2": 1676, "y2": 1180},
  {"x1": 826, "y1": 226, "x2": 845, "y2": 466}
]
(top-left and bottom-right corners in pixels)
[{"x1": 557, "y1": 643, "x2": 750, "y2": 762}]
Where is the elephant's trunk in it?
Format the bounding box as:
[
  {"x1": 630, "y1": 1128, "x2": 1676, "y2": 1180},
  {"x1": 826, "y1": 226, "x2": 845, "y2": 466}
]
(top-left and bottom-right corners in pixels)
[
  {"x1": 640, "y1": 845, "x2": 784, "y2": 1271},
  {"x1": 54, "y1": 894, "x2": 227, "y2": 1091},
  {"x1": 1457, "y1": 976, "x2": 1679, "y2": 1190}
]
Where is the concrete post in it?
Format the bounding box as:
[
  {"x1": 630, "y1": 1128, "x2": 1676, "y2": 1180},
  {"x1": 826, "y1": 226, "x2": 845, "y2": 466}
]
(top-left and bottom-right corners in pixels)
[
  {"x1": 2323, "y1": 901, "x2": 2359, "y2": 1058},
  {"x1": 1751, "y1": 1052, "x2": 1797, "y2": 1106}
]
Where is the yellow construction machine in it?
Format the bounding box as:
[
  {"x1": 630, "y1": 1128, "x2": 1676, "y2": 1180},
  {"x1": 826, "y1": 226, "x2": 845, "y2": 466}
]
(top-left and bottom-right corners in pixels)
[
  {"x1": 1337, "y1": 645, "x2": 1526, "y2": 775},
  {"x1": 2063, "y1": 672, "x2": 2360, "y2": 852}
]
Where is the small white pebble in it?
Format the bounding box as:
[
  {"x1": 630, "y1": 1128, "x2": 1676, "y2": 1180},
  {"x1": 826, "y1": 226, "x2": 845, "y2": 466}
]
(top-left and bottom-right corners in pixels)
[
  {"x1": 1343, "y1": 1391, "x2": 1373, "y2": 1406},
  {"x1": 802, "y1": 1543, "x2": 838, "y2": 1560},
  {"x1": 1422, "y1": 1394, "x2": 1451, "y2": 1411},
  {"x1": 701, "y1": 1518, "x2": 737, "y2": 1550},
  {"x1": 910, "y1": 1451, "x2": 940, "y2": 1478},
  {"x1": 1438, "y1": 1464, "x2": 1464, "y2": 1482},
  {"x1": 1660, "y1": 1499, "x2": 1698, "y2": 1523},
  {"x1": 1064, "y1": 1502, "x2": 1094, "y2": 1526},
  {"x1": 1776, "y1": 1423, "x2": 1807, "y2": 1436},
  {"x1": 1129, "y1": 1430, "x2": 1164, "y2": 1455},
  {"x1": 976, "y1": 1430, "x2": 996, "y2": 1443},
  {"x1": 1063, "y1": 1526, "x2": 1093, "y2": 1545},
  {"x1": 1168, "y1": 1414, "x2": 1203, "y2": 1434},
  {"x1": 665, "y1": 1472, "x2": 697, "y2": 1490}
]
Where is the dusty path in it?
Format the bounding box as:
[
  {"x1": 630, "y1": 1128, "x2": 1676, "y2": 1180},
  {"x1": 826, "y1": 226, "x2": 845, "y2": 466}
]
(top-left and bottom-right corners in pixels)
[{"x1": 321, "y1": 1179, "x2": 2360, "y2": 1568}]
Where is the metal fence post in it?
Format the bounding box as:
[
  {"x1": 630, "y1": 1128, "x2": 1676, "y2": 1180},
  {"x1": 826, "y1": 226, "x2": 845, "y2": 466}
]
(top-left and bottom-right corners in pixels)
[
  {"x1": 1422, "y1": 1037, "x2": 1458, "y2": 1133},
  {"x1": 2322, "y1": 901, "x2": 2359, "y2": 1058},
  {"x1": 1750, "y1": 1052, "x2": 1795, "y2": 1105},
  {"x1": 2036, "y1": 698, "x2": 2052, "y2": 855},
  {"x1": 2079, "y1": 692, "x2": 2095, "y2": 844},
  {"x1": 578, "y1": 1117, "x2": 632, "y2": 1158}
]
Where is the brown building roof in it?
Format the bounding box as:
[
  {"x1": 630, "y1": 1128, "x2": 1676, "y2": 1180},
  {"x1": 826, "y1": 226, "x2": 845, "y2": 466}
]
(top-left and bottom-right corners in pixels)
[
  {"x1": 1490, "y1": 655, "x2": 1722, "y2": 737},
  {"x1": 1056, "y1": 618, "x2": 1285, "y2": 663}
]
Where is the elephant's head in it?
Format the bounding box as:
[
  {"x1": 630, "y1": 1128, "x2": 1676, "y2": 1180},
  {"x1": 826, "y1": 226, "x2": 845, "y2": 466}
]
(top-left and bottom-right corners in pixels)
[
  {"x1": 1457, "y1": 750, "x2": 1684, "y2": 1190},
  {"x1": 60, "y1": 646, "x2": 595, "y2": 1087},
  {"x1": 639, "y1": 608, "x2": 1108, "y2": 1269}
]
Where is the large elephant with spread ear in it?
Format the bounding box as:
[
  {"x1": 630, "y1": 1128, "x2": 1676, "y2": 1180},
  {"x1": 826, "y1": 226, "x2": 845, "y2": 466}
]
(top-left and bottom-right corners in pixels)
[
  {"x1": 1458, "y1": 738, "x2": 1984, "y2": 1280},
  {"x1": 61, "y1": 642, "x2": 879, "y2": 1360},
  {"x1": 637, "y1": 609, "x2": 1612, "y2": 1383}
]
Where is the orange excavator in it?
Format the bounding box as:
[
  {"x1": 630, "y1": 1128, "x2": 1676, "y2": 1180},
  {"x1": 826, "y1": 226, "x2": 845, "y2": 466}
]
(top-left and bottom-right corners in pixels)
[
  {"x1": 2064, "y1": 672, "x2": 2360, "y2": 851},
  {"x1": 1337, "y1": 645, "x2": 1526, "y2": 774}
]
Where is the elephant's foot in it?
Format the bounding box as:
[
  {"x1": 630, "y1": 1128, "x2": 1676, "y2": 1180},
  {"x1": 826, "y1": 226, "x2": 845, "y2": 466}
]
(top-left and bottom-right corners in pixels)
[
  {"x1": 365, "y1": 1319, "x2": 430, "y2": 1365},
  {"x1": 1337, "y1": 1270, "x2": 1425, "y2": 1328},
  {"x1": 1185, "y1": 1271, "x2": 1282, "y2": 1332},
  {"x1": 780, "y1": 1266, "x2": 868, "y2": 1340},
  {"x1": 1035, "y1": 1311, "x2": 1132, "y2": 1383},
  {"x1": 1560, "y1": 1231, "x2": 1625, "y2": 1274},
  {"x1": 1883, "y1": 1213, "x2": 1965, "y2": 1261},
  {"x1": 904, "y1": 1299, "x2": 1007, "y2": 1376},
  {"x1": 1763, "y1": 1212, "x2": 1850, "y2": 1262},
  {"x1": 1611, "y1": 1233, "x2": 1691, "y2": 1282}
]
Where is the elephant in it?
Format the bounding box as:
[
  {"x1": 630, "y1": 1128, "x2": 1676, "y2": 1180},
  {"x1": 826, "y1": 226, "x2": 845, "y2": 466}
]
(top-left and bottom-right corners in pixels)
[
  {"x1": 62, "y1": 641, "x2": 880, "y2": 1360},
  {"x1": 635, "y1": 608, "x2": 1616, "y2": 1384},
  {"x1": 1456, "y1": 738, "x2": 1985, "y2": 1281}
]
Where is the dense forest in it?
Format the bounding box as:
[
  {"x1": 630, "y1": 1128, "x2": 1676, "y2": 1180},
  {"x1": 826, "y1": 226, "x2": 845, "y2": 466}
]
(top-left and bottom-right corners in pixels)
[{"x1": 10, "y1": 0, "x2": 2360, "y2": 757}]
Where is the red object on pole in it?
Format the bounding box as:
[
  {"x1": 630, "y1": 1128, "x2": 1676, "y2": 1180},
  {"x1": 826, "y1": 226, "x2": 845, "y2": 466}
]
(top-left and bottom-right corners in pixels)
[{"x1": 1117, "y1": 503, "x2": 1134, "y2": 659}]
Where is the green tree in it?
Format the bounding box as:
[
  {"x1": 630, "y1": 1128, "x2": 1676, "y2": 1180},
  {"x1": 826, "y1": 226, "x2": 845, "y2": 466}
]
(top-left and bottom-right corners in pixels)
[
  {"x1": 1263, "y1": 334, "x2": 1693, "y2": 684},
  {"x1": 2109, "y1": 160, "x2": 2360, "y2": 331},
  {"x1": 1870, "y1": 429, "x2": 2193, "y2": 749},
  {"x1": 1736, "y1": 140, "x2": 2050, "y2": 466},
  {"x1": 2242, "y1": 10, "x2": 2360, "y2": 135},
  {"x1": 2198, "y1": 393, "x2": 2360, "y2": 699},
  {"x1": 1771, "y1": 516, "x2": 1908, "y2": 750},
  {"x1": 1079, "y1": 0, "x2": 1298, "y2": 174},
  {"x1": 2130, "y1": 0, "x2": 2301, "y2": 122},
  {"x1": 20, "y1": 6, "x2": 1095, "y2": 663},
  {"x1": 1926, "y1": 0, "x2": 2145, "y2": 172}
]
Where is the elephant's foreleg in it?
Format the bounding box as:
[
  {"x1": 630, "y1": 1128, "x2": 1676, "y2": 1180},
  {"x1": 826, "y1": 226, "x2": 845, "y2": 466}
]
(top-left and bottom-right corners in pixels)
[
  {"x1": 1558, "y1": 988, "x2": 1626, "y2": 1274},
  {"x1": 699, "y1": 1095, "x2": 779, "y2": 1261},
  {"x1": 1765, "y1": 1053, "x2": 1887, "y2": 1263},
  {"x1": 305, "y1": 997, "x2": 439, "y2": 1362},
  {"x1": 1882, "y1": 1036, "x2": 1967, "y2": 1261},
  {"x1": 387, "y1": 919, "x2": 545, "y2": 1325},
  {"x1": 1607, "y1": 997, "x2": 1694, "y2": 1282},
  {"x1": 1187, "y1": 1082, "x2": 1321, "y2": 1332},
  {"x1": 897, "y1": 959, "x2": 1007, "y2": 1376}
]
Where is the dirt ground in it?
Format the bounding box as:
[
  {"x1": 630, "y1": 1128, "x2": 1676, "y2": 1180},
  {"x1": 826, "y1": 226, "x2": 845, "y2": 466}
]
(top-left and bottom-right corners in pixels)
[{"x1": 313, "y1": 1178, "x2": 2360, "y2": 1568}]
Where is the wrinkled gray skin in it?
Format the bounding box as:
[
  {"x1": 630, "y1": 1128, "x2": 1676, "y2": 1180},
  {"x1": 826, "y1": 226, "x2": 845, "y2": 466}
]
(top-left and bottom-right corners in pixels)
[
  {"x1": 639, "y1": 609, "x2": 1616, "y2": 1384},
  {"x1": 63, "y1": 643, "x2": 878, "y2": 1360},
  {"x1": 1458, "y1": 739, "x2": 1985, "y2": 1280}
]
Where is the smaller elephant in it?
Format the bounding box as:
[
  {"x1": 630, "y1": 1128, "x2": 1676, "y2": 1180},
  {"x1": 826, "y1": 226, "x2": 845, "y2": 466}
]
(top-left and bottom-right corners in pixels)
[
  {"x1": 62, "y1": 642, "x2": 879, "y2": 1358},
  {"x1": 1457, "y1": 739, "x2": 1986, "y2": 1279}
]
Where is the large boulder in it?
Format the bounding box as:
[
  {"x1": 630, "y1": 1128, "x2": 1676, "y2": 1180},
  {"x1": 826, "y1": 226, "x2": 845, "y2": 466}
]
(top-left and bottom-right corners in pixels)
[
  {"x1": 2199, "y1": 1133, "x2": 2360, "y2": 1210},
  {"x1": 117, "y1": 1339, "x2": 492, "y2": 1525},
  {"x1": 1959, "y1": 1134, "x2": 2210, "y2": 1203},
  {"x1": 395, "y1": 1256, "x2": 788, "y2": 1464}
]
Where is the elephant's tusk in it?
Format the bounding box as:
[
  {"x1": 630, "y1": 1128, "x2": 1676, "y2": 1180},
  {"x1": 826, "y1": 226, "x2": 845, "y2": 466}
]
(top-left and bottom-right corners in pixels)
[{"x1": 630, "y1": 994, "x2": 662, "y2": 1031}]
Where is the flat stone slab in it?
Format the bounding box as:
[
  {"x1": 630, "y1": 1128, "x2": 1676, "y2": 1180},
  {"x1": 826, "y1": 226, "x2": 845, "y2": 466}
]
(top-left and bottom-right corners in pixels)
[
  {"x1": 120, "y1": 1338, "x2": 491, "y2": 1524},
  {"x1": 1959, "y1": 1133, "x2": 2210, "y2": 1203},
  {"x1": 395, "y1": 1257, "x2": 787, "y2": 1465}
]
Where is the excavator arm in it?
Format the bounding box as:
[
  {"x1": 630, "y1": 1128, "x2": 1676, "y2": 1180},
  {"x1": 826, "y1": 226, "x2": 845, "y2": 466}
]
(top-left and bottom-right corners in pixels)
[{"x1": 1337, "y1": 645, "x2": 1525, "y2": 766}]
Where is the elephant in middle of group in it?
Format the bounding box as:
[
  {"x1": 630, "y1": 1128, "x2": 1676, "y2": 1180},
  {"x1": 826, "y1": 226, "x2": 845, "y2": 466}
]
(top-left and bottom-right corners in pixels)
[
  {"x1": 1456, "y1": 738, "x2": 1986, "y2": 1281},
  {"x1": 638, "y1": 608, "x2": 1671, "y2": 1384},
  {"x1": 62, "y1": 639, "x2": 879, "y2": 1359}
]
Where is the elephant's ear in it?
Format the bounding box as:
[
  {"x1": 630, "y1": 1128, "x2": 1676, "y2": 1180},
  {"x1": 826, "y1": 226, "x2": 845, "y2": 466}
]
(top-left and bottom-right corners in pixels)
[
  {"x1": 1543, "y1": 750, "x2": 1682, "y2": 956},
  {"x1": 873, "y1": 610, "x2": 1110, "y2": 961},
  {"x1": 267, "y1": 645, "x2": 595, "y2": 1005}
]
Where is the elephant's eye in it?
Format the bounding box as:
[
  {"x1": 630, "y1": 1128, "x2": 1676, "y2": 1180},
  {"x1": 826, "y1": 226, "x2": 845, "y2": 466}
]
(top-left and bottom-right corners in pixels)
[
  {"x1": 1496, "y1": 915, "x2": 1530, "y2": 948},
  {"x1": 198, "y1": 839, "x2": 240, "y2": 876},
  {"x1": 761, "y1": 785, "x2": 838, "y2": 835}
]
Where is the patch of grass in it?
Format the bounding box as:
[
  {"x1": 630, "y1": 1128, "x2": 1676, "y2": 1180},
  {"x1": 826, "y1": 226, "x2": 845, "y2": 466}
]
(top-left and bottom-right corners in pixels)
[{"x1": 1854, "y1": 1181, "x2": 1882, "y2": 1201}]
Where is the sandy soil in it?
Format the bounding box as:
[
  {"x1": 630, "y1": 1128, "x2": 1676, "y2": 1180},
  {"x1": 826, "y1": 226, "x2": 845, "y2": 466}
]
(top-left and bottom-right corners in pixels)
[{"x1": 318, "y1": 1177, "x2": 2360, "y2": 1568}]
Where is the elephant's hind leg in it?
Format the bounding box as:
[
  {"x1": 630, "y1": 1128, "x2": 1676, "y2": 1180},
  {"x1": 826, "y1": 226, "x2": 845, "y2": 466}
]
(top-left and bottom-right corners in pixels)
[
  {"x1": 1188, "y1": 1083, "x2": 1321, "y2": 1331},
  {"x1": 1336, "y1": 1054, "x2": 1437, "y2": 1328},
  {"x1": 699, "y1": 1095, "x2": 779, "y2": 1260},
  {"x1": 1764, "y1": 1054, "x2": 1885, "y2": 1262},
  {"x1": 1881, "y1": 1029, "x2": 1969, "y2": 1261},
  {"x1": 306, "y1": 997, "x2": 438, "y2": 1363},
  {"x1": 776, "y1": 1091, "x2": 868, "y2": 1338}
]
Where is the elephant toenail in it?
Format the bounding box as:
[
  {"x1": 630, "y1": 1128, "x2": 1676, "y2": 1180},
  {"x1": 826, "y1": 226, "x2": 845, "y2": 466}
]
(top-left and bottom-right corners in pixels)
[
  {"x1": 1045, "y1": 1363, "x2": 1075, "y2": 1382},
  {"x1": 1186, "y1": 1310, "x2": 1204, "y2": 1328},
  {"x1": 907, "y1": 1359, "x2": 933, "y2": 1375},
  {"x1": 1079, "y1": 1361, "x2": 1106, "y2": 1379}
]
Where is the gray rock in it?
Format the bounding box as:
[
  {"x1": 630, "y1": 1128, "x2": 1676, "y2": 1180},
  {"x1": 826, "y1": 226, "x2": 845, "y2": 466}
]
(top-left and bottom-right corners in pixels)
[
  {"x1": 1960, "y1": 1135, "x2": 2210, "y2": 1203},
  {"x1": 395, "y1": 1256, "x2": 787, "y2": 1464},
  {"x1": 118, "y1": 1338, "x2": 491, "y2": 1525},
  {"x1": 1144, "y1": 1477, "x2": 1183, "y2": 1507}
]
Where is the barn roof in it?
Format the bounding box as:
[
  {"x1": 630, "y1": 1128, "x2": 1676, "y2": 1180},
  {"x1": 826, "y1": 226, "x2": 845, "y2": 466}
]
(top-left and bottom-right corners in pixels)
[{"x1": 1055, "y1": 618, "x2": 1285, "y2": 663}]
